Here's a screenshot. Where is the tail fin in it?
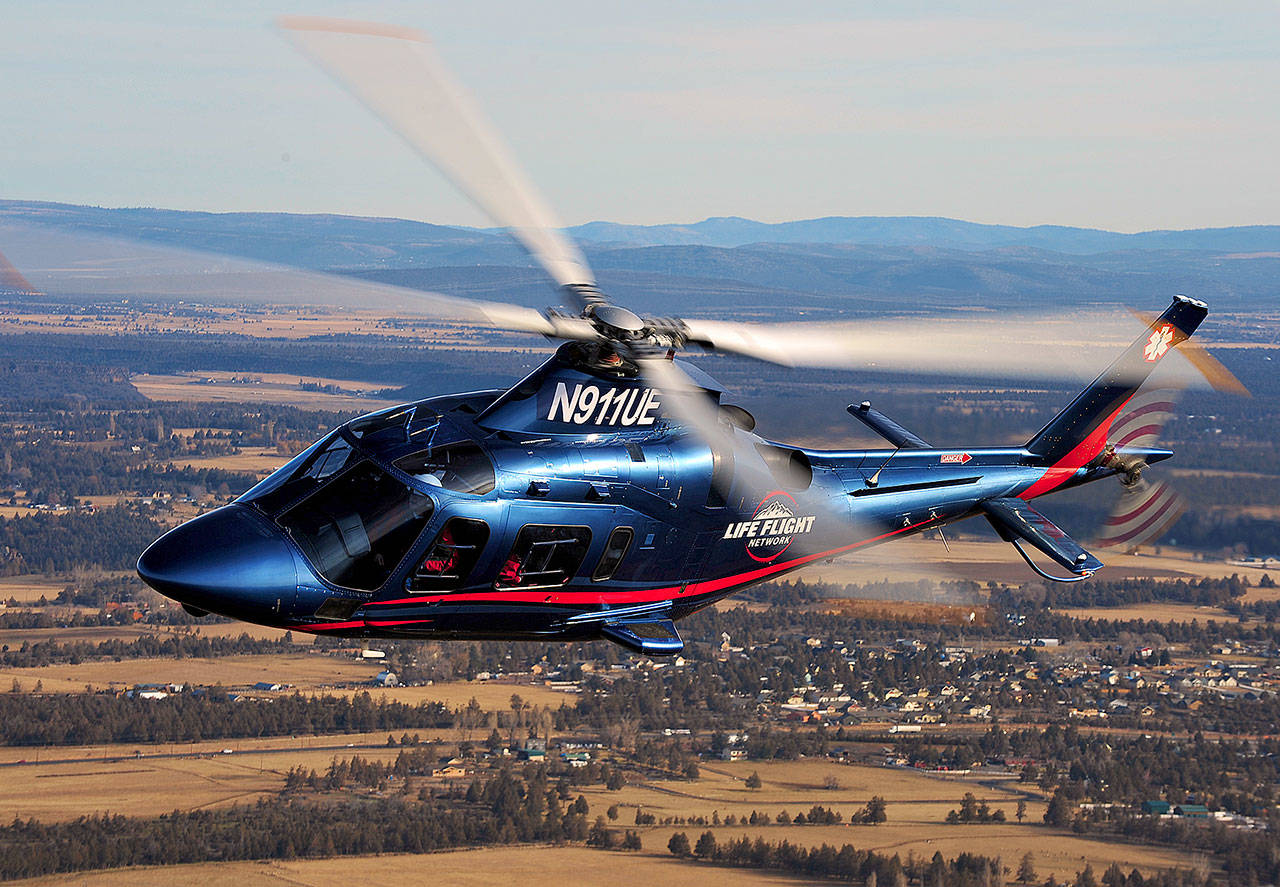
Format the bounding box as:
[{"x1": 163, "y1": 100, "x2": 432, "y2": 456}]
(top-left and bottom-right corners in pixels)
[{"x1": 1025, "y1": 296, "x2": 1207, "y2": 465}]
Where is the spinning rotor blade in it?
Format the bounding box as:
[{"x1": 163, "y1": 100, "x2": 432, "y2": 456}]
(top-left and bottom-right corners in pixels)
[
  {"x1": 279, "y1": 17, "x2": 595, "y2": 293},
  {"x1": 634, "y1": 352, "x2": 871, "y2": 536},
  {"x1": 0, "y1": 219, "x2": 599, "y2": 340},
  {"x1": 1127, "y1": 307, "x2": 1248, "y2": 396},
  {"x1": 1097, "y1": 387, "x2": 1186, "y2": 552},
  {"x1": 682, "y1": 313, "x2": 1244, "y2": 385},
  {"x1": 1097, "y1": 478, "x2": 1186, "y2": 553}
]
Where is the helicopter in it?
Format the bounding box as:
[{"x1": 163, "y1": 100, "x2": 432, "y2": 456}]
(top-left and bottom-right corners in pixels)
[{"x1": 136, "y1": 18, "x2": 1224, "y2": 656}]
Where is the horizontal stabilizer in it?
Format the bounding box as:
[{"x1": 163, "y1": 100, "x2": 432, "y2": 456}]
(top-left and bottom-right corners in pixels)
[
  {"x1": 601, "y1": 619, "x2": 684, "y2": 656},
  {"x1": 982, "y1": 497, "x2": 1103, "y2": 576},
  {"x1": 847, "y1": 401, "x2": 931, "y2": 449}
]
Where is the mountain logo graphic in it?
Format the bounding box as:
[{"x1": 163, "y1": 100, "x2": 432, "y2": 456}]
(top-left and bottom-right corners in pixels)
[
  {"x1": 722, "y1": 491, "x2": 817, "y2": 564},
  {"x1": 754, "y1": 499, "x2": 794, "y2": 521}
]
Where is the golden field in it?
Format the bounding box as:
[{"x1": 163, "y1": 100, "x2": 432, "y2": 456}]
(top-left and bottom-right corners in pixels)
[{"x1": 3, "y1": 847, "x2": 809, "y2": 887}]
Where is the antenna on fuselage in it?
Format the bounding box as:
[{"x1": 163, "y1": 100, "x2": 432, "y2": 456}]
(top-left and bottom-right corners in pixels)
[{"x1": 866, "y1": 445, "x2": 902, "y2": 488}]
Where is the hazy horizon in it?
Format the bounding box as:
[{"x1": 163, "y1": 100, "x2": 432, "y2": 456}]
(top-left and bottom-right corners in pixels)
[{"x1": 2, "y1": 2, "x2": 1278, "y2": 232}]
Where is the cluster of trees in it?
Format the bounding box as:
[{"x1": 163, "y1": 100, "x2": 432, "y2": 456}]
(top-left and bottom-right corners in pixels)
[
  {"x1": 0, "y1": 329, "x2": 516, "y2": 402},
  {"x1": 0, "y1": 360, "x2": 143, "y2": 409},
  {"x1": 1, "y1": 630, "x2": 293, "y2": 667},
  {"x1": 0, "y1": 506, "x2": 166, "y2": 573},
  {"x1": 653, "y1": 807, "x2": 866, "y2": 828},
  {"x1": 903, "y1": 724, "x2": 1280, "y2": 818},
  {"x1": 945, "y1": 792, "x2": 1007, "y2": 824},
  {"x1": 2, "y1": 401, "x2": 344, "y2": 449},
  {"x1": 667, "y1": 831, "x2": 999, "y2": 887},
  {"x1": 2, "y1": 438, "x2": 257, "y2": 503},
  {"x1": 0, "y1": 766, "x2": 593, "y2": 880},
  {"x1": 0, "y1": 690, "x2": 453, "y2": 746},
  {"x1": 49, "y1": 574, "x2": 146, "y2": 608},
  {"x1": 1028, "y1": 576, "x2": 1253, "y2": 610}
]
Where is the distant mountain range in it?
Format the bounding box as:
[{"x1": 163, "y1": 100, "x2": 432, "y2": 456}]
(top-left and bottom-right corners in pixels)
[
  {"x1": 2, "y1": 200, "x2": 1277, "y2": 316},
  {"x1": 567, "y1": 216, "x2": 1280, "y2": 254},
  {"x1": 4, "y1": 199, "x2": 1279, "y2": 257}
]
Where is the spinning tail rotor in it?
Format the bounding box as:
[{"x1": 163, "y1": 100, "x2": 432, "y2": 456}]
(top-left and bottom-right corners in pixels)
[{"x1": 1096, "y1": 388, "x2": 1188, "y2": 553}]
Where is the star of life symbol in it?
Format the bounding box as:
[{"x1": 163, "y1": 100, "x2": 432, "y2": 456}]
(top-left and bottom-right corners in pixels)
[{"x1": 1143, "y1": 324, "x2": 1175, "y2": 362}]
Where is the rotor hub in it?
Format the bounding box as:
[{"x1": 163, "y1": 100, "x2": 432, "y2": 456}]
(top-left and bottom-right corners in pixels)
[{"x1": 587, "y1": 303, "x2": 647, "y2": 340}]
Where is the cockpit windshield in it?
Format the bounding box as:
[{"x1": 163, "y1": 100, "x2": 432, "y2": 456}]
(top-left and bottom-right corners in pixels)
[{"x1": 242, "y1": 432, "x2": 357, "y2": 516}]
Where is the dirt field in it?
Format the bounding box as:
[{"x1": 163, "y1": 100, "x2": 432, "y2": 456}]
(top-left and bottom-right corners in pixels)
[
  {"x1": 0, "y1": 646, "x2": 572, "y2": 710},
  {"x1": 173, "y1": 446, "x2": 289, "y2": 475},
  {"x1": 0, "y1": 652, "x2": 376, "y2": 694},
  {"x1": 0, "y1": 730, "x2": 438, "y2": 767},
  {"x1": 610, "y1": 761, "x2": 1199, "y2": 879},
  {"x1": 0, "y1": 306, "x2": 505, "y2": 345},
  {"x1": 1055, "y1": 603, "x2": 1246, "y2": 624},
  {"x1": 0, "y1": 575, "x2": 69, "y2": 604},
  {"x1": 4, "y1": 847, "x2": 810, "y2": 887},
  {"x1": 0, "y1": 618, "x2": 305, "y2": 651},
  {"x1": 131, "y1": 371, "x2": 401, "y2": 411},
  {"x1": 795, "y1": 537, "x2": 1257, "y2": 589}
]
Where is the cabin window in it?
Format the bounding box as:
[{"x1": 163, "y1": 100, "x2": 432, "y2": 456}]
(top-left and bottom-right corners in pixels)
[
  {"x1": 396, "y1": 442, "x2": 496, "y2": 495},
  {"x1": 592, "y1": 527, "x2": 634, "y2": 581},
  {"x1": 495, "y1": 525, "x2": 592, "y2": 589},
  {"x1": 407, "y1": 518, "x2": 490, "y2": 592},
  {"x1": 279, "y1": 461, "x2": 434, "y2": 591}
]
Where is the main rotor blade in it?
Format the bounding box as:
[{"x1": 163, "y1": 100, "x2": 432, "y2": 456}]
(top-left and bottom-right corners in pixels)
[
  {"x1": 279, "y1": 17, "x2": 594, "y2": 292},
  {"x1": 679, "y1": 313, "x2": 1234, "y2": 386},
  {"x1": 0, "y1": 219, "x2": 598, "y2": 340},
  {"x1": 1127, "y1": 307, "x2": 1249, "y2": 396}
]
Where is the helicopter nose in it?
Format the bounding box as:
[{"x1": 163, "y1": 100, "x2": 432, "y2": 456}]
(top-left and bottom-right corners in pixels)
[{"x1": 138, "y1": 505, "x2": 299, "y2": 621}]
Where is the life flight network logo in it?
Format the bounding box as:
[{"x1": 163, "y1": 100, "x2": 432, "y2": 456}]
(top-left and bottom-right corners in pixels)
[{"x1": 722, "y1": 491, "x2": 817, "y2": 563}]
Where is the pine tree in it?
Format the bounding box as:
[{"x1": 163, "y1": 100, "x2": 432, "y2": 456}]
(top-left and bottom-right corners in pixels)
[
  {"x1": 1017, "y1": 851, "x2": 1037, "y2": 883},
  {"x1": 693, "y1": 830, "x2": 717, "y2": 859}
]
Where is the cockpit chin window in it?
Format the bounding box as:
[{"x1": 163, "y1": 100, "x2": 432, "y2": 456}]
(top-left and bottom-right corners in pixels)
[{"x1": 278, "y1": 460, "x2": 434, "y2": 591}]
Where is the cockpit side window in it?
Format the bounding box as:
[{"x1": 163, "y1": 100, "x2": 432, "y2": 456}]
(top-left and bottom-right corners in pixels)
[
  {"x1": 396, "y1": 442, "x2": 496, "y2": 496},
  {"x1": 407, "y1": 518, "x2": 490, "y2": 592},
  {"x1": 279, "y1": 460, "x2": 434, "y2": 591},
  {"x1": 495, "y1": 525, "x2": 591, "y2": 589}
]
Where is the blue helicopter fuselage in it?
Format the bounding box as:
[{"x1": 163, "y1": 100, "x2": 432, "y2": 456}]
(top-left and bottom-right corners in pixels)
[{"x1": 137, "y1": 342, "x2": 1130, "y2": 653}]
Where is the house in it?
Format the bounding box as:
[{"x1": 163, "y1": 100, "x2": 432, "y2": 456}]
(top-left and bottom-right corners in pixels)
[{"x1": 1175, "y1": 804, "x2": 1210, "y2": 818}]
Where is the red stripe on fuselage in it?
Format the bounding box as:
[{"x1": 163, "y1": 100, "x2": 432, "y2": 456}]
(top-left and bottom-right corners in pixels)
[
  {"x1": 1020, "y1": 397, "x2": 1133, "y2": 500},
  {"x1": 358, "y1": 517, "x2": 935, "y2": 614}
]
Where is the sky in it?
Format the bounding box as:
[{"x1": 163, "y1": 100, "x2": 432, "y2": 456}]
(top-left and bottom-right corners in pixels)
[{"x1": 1, "y1": 1, "x2": 1277, "y2": 232}]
